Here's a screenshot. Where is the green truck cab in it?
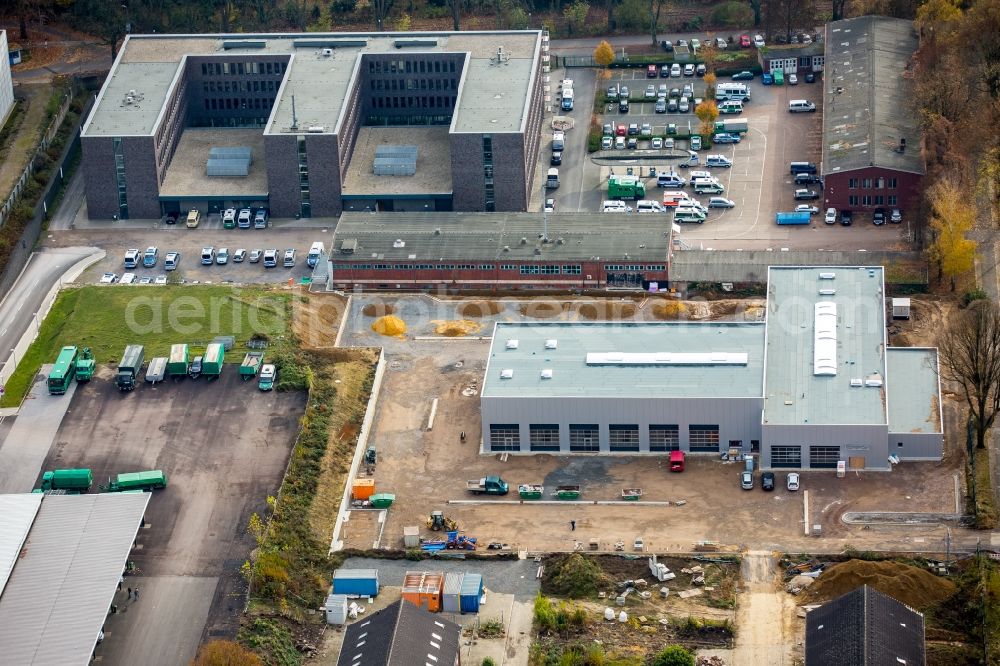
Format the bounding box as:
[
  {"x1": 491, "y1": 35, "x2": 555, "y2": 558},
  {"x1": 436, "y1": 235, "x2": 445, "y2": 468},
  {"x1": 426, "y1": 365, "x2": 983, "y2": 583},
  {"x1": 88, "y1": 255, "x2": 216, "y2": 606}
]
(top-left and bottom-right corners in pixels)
[
  {"x1": 466, "y1": 475, "x2": 509, "y2": 495},
  {"x1": 75, "y1": 347, "x2": 95, "y2": 382},
  {"x1": 39, "y1": 468, "x2": 93, "y2": 492},
  {"x1": 117, "y1": 344, "x2": 144, "y2": 391},
  {"x1": 258, "y1": 364, "x2": 276, "y2": 391}
]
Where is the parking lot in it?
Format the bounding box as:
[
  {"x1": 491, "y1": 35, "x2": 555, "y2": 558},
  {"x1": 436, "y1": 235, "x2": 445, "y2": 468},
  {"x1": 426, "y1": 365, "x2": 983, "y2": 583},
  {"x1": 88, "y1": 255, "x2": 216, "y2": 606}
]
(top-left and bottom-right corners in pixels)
[
  {"x1": 41, "y1": 372, "x2": 306, "y2": 665},
  {"x1": 538, "y1": 66, "x2": 912, "y2": 250},
  {"x1": 341, "y1": 294, "x2": 964, "y2": 558}
]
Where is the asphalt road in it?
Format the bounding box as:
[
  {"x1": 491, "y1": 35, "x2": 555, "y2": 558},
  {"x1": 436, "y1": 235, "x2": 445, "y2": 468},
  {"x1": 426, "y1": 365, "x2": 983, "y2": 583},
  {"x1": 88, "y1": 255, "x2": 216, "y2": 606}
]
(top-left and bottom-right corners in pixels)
[{"x1": 0, "y1": 246, "x2": 101, "y2": 374}]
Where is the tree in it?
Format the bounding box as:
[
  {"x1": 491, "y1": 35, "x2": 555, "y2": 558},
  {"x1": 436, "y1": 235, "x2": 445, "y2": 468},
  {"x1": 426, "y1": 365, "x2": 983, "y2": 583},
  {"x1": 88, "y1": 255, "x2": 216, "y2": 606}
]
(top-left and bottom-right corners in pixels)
[
  {"x1": 616, "y1": 0, "x2": 647, "y2": 31},
  {"x1": 395, "y1": 12, "x2": 412, "y2": 30},
  {"x1": 927, "y1": 179, "x2": 977, "y2": 291},
  {"x1": 190, "y1": 640, "x2": 262, "y2": 666},
  {"x1": 940, "y1": 300, "x2": 1000, "y2": 451},
  {"x1": 652, "y1": 645, "x2": 695, "y2": 666},
  {"x1": 371, "y1": 0, "x2": 394, "y2": 30},
  {"x1": 747, "y1": 0, "x2": 763, "y2": 26},
  {"x1": 442, "y1": 0, "x2": 461, "y2": 30},
  {"x1": 593, "y1": 40, "x2": 614, "y2": 67},
  {"x1": 695, "y1": 99, "x2": 719, "y2": 135},
  {"x1": 649, "y1": 0, "x2": 671, "y2": 47},
  {"x1": 563, "y1": 1, "x2": 589, "y2": 35}
]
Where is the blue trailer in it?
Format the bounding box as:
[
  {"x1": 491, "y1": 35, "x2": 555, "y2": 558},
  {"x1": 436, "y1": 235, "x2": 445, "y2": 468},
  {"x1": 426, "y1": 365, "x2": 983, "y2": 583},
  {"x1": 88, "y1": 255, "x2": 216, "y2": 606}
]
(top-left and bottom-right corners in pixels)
[
  {"x1": 776, "y1": 212, "x2": 811, "y2": 225},
  {"x1": 460, "y1": 573, "x2": 484, "y2": 613},
  {"x1": 332, "y1": 568, "x2": 380, "y2": 597}
]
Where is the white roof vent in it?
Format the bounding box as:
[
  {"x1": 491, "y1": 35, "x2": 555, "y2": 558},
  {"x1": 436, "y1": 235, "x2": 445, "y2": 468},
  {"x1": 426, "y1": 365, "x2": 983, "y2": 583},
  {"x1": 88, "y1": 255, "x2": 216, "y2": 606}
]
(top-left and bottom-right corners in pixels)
[
  {"x1": 307, "y1": 126, "x2": 325, "y2": 133},
  {"x1": 393, "y1": 239, "x2": 406, "y2": 248},
  {"x1": 819, "y1": 272, "x2": 836, "y2": 280},
  {"x1": 819, "y1": 288, "x2": 836, "y2": 296},
  {"x1": 813, "y1": 301, "x2": 838, "y2": 376},
  {"x1": 544, "y1": 339, "x2": 558, "y2": 349},
  {"x1": 540, "y1": 369, "x2": 553, "y2": 379},
  {"x1": 500, "y1": 368, "x2": 514, "y2": 379},
  {"x1": 865, "y1": 373, "x2": 883, "y2": 387},
  {"x1": 506, "y1": 339, "x2": 519, "y2": 350},
  {"x1": 850, "y1": 378, "x2": 863, "y2": 387}
]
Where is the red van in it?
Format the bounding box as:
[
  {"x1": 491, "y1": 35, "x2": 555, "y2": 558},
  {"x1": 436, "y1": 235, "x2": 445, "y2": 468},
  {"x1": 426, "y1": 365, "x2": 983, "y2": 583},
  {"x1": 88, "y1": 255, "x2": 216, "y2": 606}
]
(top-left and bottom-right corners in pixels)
[{"x1": 669, "y1": 450, "x2": 685, "y2": 472}]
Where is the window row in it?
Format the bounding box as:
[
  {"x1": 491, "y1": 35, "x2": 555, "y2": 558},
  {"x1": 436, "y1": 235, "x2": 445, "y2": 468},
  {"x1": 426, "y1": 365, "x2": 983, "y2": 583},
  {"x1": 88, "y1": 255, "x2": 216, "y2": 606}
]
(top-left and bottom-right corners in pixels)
[
  {"x1": 203, "y1": 80, "x2": 278, "y2": 94},
  {"x1": 203, "y1": 97, "x2": 274, "y2": 111},
  {"x1": 848, "y1": 177, "x2": 897, "y2": 189},
  {"x1": 368, "y1": 59, "x2": 457, "y2": 75},
  {"x1": 488, "y1": 424, "x2": 716, "y2": 452},
  {"x1": 604, "y1": 264, "x2": 646, "y2": 271},
  {"x1": 371, "y1": 96, "x2": 454, "y2": 110},
  {"x1": 519, "y1": 265, "x2": 582, "y2": 275},
  {"x1": 199, "y1": 61, "x2": 286, "y2": 77},
  {"x1": 847, "y1": 195, "x2": 897, "y2": 206},
  {"x1": 369, "y1": 78, "x2": 457, "y2": 92}
]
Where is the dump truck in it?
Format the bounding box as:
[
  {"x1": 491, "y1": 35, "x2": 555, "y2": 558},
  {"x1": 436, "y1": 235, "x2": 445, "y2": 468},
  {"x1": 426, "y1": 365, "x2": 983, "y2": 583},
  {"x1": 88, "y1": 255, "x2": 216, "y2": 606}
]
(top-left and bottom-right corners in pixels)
[
  {"x1": 203, "y1": 343, "x2": 225, "y2": 378},
  {"x1": 258, "y1": 364, "x2": 276, "y2": 391},
  {"x1": 75, "y1": 347, "x2": 95, "y2": 382},
  {"x1": 466, "y1": 475, "x2": 509, "y2": 495},
  {"x1": 167, "y1": 343, "x2": 190, "y2": 376},
  {"x1": 117, "y1": 345, "x2": 144, "y2": 391},
  {"x1": 775, "y1": 211, "x2": 811, "y2": 225},
  {"x1": 39, "y1": 468, "x2": 93, "y2": 492},
  {"x1": 608, "y1": 175, "x2": 646, "y2": 200},
  {"x1": 101, "y1": 470, "x2": 168, "y2": 492},
  {"x1": 239, "y1": 351, "x2": 263, "y2": 380}
]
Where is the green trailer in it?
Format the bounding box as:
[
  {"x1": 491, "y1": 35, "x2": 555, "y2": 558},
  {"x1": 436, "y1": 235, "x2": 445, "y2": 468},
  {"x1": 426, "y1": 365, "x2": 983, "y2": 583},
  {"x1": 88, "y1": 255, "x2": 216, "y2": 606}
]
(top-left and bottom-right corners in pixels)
[
  {"x1": 75, "y1": 347, "x2": 95, "y2": 382},
  {"x1": 239, "y1": 351, "x2": 263, "y2": 380},
  {"x1": 101, "y1": 470, "x2": 168, "y2": 492},
  {"x1": 518, "y1": 484, "x2": 544, "y2": 500},
  {"x1": 167, "y1": 344, "x2": 190, "y2": 376},
  {"x1": 607, "y1": 175, "x2": 646, "y2": 200},
  {"x1": 39, "y1": 468, "x2": 93, "y2": 492},
  {"x1": 203, "y1": 343, "x2": 225, "y2": 377},
  {"x1": 48, "y1": 346, "x2": 78, "y2": 395}
]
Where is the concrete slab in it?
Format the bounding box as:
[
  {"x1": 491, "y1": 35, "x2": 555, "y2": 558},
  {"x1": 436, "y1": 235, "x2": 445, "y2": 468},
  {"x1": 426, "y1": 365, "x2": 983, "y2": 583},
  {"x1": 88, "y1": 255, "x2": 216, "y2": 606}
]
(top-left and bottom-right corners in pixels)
[{"x1": 0, "y1": 370, "x2": 75, "y2": 492}]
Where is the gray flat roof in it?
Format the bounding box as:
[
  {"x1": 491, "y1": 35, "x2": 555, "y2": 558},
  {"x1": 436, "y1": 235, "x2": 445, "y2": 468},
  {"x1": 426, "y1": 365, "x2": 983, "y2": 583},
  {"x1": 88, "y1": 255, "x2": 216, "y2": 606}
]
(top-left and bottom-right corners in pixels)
[
  {"x1": 482, "y1": 322, "x2": 766, "y2": 399},
  {"x1": 822, "y1": 16, "x2": 923, "y2": 175},
  {"x1": 331, "y1": 212, "x2": 672, "y2": 263},
  {"x1": 763, "y1": 266, "x2": 887, "y2": 425},
  {"x1": 669, "y1": 250, "x2": 927, "y2": 284},
  {"x1": 342, "y1": 127, "x2": 453, "y2": 196},
  {"x1": 83, "y1": 31, "x2": 540, "y2": 138},
  {"x1": 887, "y1": 348, "x2": 942, "y2": 434},
  {"x1": 0, "y1": 494, "x2": 41, "y2": 597},
  {"x1": 159, "y1": 128, "x2": 268, "y2": 197},
  {"x1": 0, "y1": 493, "x2": 150, "y2": 665}
]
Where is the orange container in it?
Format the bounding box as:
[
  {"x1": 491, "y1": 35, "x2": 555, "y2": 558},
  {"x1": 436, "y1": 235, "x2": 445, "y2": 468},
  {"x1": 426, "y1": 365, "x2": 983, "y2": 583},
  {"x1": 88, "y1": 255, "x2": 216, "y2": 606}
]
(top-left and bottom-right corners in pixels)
[
  {"x1": 352, "y1": 479, "x2": 375, "y2": 501},
  {"x1": 401, "y1": 571, "x2": 444, "y2": 613}
]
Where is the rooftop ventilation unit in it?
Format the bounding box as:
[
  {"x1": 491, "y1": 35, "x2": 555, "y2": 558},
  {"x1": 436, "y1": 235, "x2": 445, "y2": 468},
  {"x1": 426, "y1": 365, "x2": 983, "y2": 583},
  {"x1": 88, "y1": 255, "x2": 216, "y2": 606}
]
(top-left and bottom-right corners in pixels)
[
  {"x1": 850, "y1": 378, "x2": 863, "y2": 387},
  {"x1": 321, "y1": 48, "x2": 333, "y2": 56},
  {"x1": 506, "y1": 339, "x2": 519, "y2": 349},
  {"x1": 500, "y1": 369, "x2": 514, "y2": 379},
  {"x1": 813, "y1": 301, "x2": 838, "y2": 376},
  {"x1": 393, "y1": 239, "x2": 405, "y2": 248},
  {"x1": 819, "y1": 272, "x2": 836, "y2": 280},
  {"x1": 819, "y1": 288, "x2": 836, "y2": 296},
  {"x1": 544, "y1": 339, "x2": 558, "y2": 350},
  {"x1": 307, "y1": 126, "x2": 325, "y2": 133},
  {"x1": 586, "y1": 352, "x2": 749, "y2": 366},
  {"x1": 340, "y1": 239, "x2": 358, "y2": 254},
  {"x1": 865, "y1": 373, "x2": 883, "y2": 387},
  {"x1": 540, "y1": 369, "x2": 553, "y2": 379}
]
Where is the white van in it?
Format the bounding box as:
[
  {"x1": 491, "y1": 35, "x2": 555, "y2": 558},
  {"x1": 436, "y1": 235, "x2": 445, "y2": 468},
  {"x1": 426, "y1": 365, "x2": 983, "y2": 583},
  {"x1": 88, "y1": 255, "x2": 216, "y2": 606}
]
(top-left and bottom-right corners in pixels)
[
  {"x1": 186, "y1": 209, "x2": 201, "y2": 228},
  {"x1": 674, "y1": 209, "x2": 706, "y2": 223},
  {"x1": 636, "y1": 200, "x2": 665, "y2": 214},
  {"x1": 602, "y1": 200, "x2": 630, "y2": 213},
  {"x1": 694, "y1": 180, "x2": 725, "y2": 194},
  {"x1": 716, "y1": 83, "x2": 750, "y2": 101},
  {"x1": 657, "y1": 172, "x2": 686, "y2": 188},
  {"x1": 718, "y1": 101, "x2": 743, "y2": 114},
  {"x1": 788, "y1": 99, "x2": 816, "y2": 113},
  {"x1": 706, "y1": 155, "x2": 733, "y2": 168},
  {"x1": 283, "y1": 248, "x2": 296, "y2": 267},
  {"x1": 307, "y1": 242, "x2": 326, "y2": 268},
  {"x1": 546, "y1": 168, "x2": 560, "y2": 189}
]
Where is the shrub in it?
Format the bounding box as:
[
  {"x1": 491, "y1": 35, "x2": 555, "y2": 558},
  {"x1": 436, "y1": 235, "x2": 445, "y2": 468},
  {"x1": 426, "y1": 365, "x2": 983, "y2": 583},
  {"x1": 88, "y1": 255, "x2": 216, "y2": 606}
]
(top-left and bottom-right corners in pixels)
[
  {"x1": 710, "y1": 1, "x2": 753, "y2": 27},
  {"x1": 192, "y1": 640, "x2": 263, "y2": 666},
  {"x1": 651, "y1": 645, "x2": 695, "y2": 666},
  {"x1": 963, "y1": 288, "x2": 988, "y2": 306},
  {"x1": 544, "y1": 553, "x2": 608, "y2": 598}
]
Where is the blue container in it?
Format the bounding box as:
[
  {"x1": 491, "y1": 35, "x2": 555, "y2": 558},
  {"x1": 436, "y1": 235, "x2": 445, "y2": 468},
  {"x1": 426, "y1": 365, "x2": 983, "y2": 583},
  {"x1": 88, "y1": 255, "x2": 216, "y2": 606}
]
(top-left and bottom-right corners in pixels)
[
  {"x1": 459, "y1": 573, "x2": 483, "y2": 613},
  {"x1": 332, "y1": 568, "x2": 379, "y2": 597}
]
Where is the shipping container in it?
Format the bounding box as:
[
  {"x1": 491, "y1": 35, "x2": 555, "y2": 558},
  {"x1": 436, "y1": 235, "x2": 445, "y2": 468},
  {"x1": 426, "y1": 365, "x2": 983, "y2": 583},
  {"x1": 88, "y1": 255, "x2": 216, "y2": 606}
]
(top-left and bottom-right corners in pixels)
[
  {"x1": 332, "y1": 569, "x2": 380, "y2": 597},
  {"x1": 167, "y1": 344, "x2": 190, "y2": 376},
  {"x1": 442, "y1": 572, "x2": 464, "y2": 613},
  {"x1": 402, "y1": 571, "x2": 444, "y2": 612},
  {"x1": 203, "y1": 343, "x2": 225, "y2": 376},
  {"x1": 324, "y1": 594, "x2": 349, "y2": 625},
  {"x1": 403, "y1": 526, "x2": 420, "y2": 548},
  {"x1": 460, "y1": 573, "x2": 484, "y2": 613},
  {"x1": 145, "y1": 357, "x2": 168, "y2": 383},
  {"x1": 352, "y1": 478, "x2": 375, "y2": 501}
]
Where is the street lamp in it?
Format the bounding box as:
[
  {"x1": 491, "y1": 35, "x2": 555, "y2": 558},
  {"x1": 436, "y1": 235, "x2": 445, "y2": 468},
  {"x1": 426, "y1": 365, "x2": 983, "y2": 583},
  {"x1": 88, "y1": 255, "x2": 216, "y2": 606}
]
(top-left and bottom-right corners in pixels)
[{"x1": 122, "y1": 3, "x2": 131, "y2": 34}]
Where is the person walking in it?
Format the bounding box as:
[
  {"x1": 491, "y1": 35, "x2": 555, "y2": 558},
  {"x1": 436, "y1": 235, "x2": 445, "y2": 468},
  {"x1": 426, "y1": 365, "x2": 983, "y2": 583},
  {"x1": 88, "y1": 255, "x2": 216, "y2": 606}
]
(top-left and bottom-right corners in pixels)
[
  {"x1": 127, "y1": 587, "x2": 132, "y2": 600},
  {"x1": 134, "y1": 586, "x2": 140, "y2": 600},
  {"x1": 570, "y1": 520, "x2": 576, "y2": 531}
]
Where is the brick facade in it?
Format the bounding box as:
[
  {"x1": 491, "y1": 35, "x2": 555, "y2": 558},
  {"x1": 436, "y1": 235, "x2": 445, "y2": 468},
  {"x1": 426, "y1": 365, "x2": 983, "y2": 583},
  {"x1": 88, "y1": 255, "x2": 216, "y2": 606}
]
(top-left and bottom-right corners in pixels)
[{"x1": 823, "y1": 167, "x2": 921, "y2": 214}]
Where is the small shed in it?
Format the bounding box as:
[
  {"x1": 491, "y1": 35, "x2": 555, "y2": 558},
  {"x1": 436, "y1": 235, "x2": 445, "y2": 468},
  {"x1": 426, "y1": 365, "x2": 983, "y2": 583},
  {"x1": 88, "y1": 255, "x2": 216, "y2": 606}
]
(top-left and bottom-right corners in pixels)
[
  {"x1": 332, "y1": 568, "x2": 379, "y2": 597},
  {"x1": 891, "y1": 298, "x2": 911, "y2": 320},
  {"x1": 460, "y1": 573, "x2": 484, "y2": 613},
  {"x1": 324, "y1": 593, "x2": 348, "y2": 625},
  {"x1": 402, "y1": 571, "x2": 444, "y2": 612},
  {"x1": 442, "y1": 572, "x2": 464, "y2": 613},
  {"x1": 352, "y1": 478, "x2": 375, "y2": 500},
  {"x1": 403, "y1": 525, "x2": 420, "y2": 548}
]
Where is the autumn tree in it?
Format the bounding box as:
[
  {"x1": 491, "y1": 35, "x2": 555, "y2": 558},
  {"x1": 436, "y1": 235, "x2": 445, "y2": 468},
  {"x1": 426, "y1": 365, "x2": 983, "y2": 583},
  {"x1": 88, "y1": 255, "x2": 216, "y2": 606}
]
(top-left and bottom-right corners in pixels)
[
  {"x1": 695, "y1": 100, "x2": 718, "y2": 136},
  {"x1": 593, "y1": 40, "x2": 614, "y2": 67},
  {"x1": 704, "y1": 72, "x2": 717, "y2": 99},
  {"x1": 927, "y1": 179, "x2": 977, "y2": 291},
  {"x1": 563, "y1": 1, "x2": 590, "y2": 35},
  {"x1": 940, "y1": 299, "x2": 1000, "y2": 451},
  {"x1": 190, "y1": 640, "x2": 262, "y2": 666}
]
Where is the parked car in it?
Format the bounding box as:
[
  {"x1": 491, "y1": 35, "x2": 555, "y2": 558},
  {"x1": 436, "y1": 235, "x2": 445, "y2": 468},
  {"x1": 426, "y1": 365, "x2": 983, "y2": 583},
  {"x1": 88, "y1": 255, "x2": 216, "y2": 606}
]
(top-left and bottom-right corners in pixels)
[
  {"x1": 678, "y1": 97, "x2": 690, "y2": 113},
  {"x1": 544, "y1": 198, "x2": 555, "y2": 213},
  {"x1": 550, "y1": 151, "x2": 562, "y2": 166},
  {"x1": 254, "y1": 209, "x2": 268, "y2": 229},
  {"x1": 661, "y1": 40, "x2": 673, "y2": 52},
  {"x1": 762, "y1": 72, "x2": 774, "y2": 85},
  {"x1": 606, "y1": 87, "x2": 618, "y2": 100},
  {"x1": 754, "y1": 34, "x2": 766, "y2": 47},
  {"x1": 164, "y1": 251, "x2": 180, "y2": 270},
  {"x1": 627, "y1": 137, "x2": 638, "y2": 149},
  {"x1": 794, "y1": 173, "x2": 822, "y2": 185},
  {"x1": 216, "y1": 247, "x2": 230, "y2": 264},
  {"x1": 120, "y1": 273, "x2": 136, "y2": 284},
  {"x1": 615, "y1": 136, "x2": 626, "y2": 150},
  {"x1": 142, "y1": 246, "x2": 158, "y2": 268},
  {"x1": 891, "y1": 208, "x2": 902, "y2": 223},
  {"x1": 154, "y1": 275, "x2": 167, "y2": 285},
  {"x1": 603, "y1": 122, "x2": 614, "y2": 135},
  {"x1": 841, "y1": 209, "x2": 854, "y2": 226},
  {"x1": 690, "y1": 38, "x2": 700, "y2": 50},
  {"x1": 709, "y1": 197, "x2": 736, "y2": 208},
  {"x1": 713, "y1": 133, "x2": 741, "y2": 144},
  {"x1": 620, "y1": 85, "x2": 630, "y2": 97},
  {"x1": 667, "y1": 123, "x2": 678, "y2": 135},
  {"x1": 668, "y1": 98, "x2": 679, "y2": 112},
  {"x1": 651, "y1": 137, "x2": 663, "y2": 149},
  {"x1": 664, "y1": 138, "x2": 674, "y2": 150},
  {"x1": 804, "y1": 72, "x2": 816, "y2": 83},
  {"x1": 762, "y1": 472, "x2": 775, "y2": 491},
  {"x1": 741, "y1": 471, "x2": 754, "y2": 490},
  {"x1": 683, "y1": 63, "x2": 695, "y2": 76},
  {"x1": 138, "y1": 276, "x2": 153, "y2": 285},
  {"x1": 100, "y1": 272, "x2": 118, "y2": 284},
  {"x1": 263, "y1": 249, "x2": 278, "y2": 267},
  {"x1": 645, "y1": 84, "x2": 656, "y2": 98},
  {"x1": 222, "y1": 208, "x2": 237, "y2": 227},
  {"x1": 731, "y1": 71, "x2": 754, "y2": 80},
  {"x1": 655, "y1": 99, "x2": 667, "y2": 113},
  {"x1": 696, "y1": 64, "x2": 707, "y2": 76},
  {"x1": 602, "y1": 136, "x2": 613, "y2": 149},
  {"x1": 628, "y1": 123, "x2": 639, "y2": 135},
  {"x1": 249, "y1": 248, "x2": 263, "y2": 263},
  {"x1": 788, "y1": 73, "x2": 798, "y2": 85},
  {"x1": 740, "y1": 34, "x2": 751, "y2": 48},
  {"x1": 233, "y1": 248, "x2": 247, "y2": 263},
  {"x1": 786, "y1": 473, "x2": 800, "y2": 491},
  {"x1": 616, "y1": 124, "x2": 627, "y2": 136},
  {"x1": 873, "y1": 208, "x2": 887, "y2": 225},
  {"x1": 690, "y1": 135, "x2": 702, "y2": 150},
  {"x1": 825, "y1": 208, "x2": 837, "y2": 224},
  {"x1": 237, "y1": 208, "x2": 252, "y2": 228},
  {"x1": 670, "y1": 63, "x2": 681, "y2": 77},
  {"x1": 794, "y1": 189, "x2": 820, "y2": 200},
  {"x1": 201, "y1": 247, "x2": 215, "y2": 265},
  {"x1": 715, "y1": 37, "x2": 727, "y2": 49},
  {"x1": 660, "y1": 65, "x2": 671, "y2": 77},
  {"x1": 647, "y1": 64, "x2": 658, "y2": 78},
  {"x1": 796, "y1": 204, "x2": 819, "y2": 214},
  {"x1": 640, "y1": 123, "x2": 652, "y2": 136}
]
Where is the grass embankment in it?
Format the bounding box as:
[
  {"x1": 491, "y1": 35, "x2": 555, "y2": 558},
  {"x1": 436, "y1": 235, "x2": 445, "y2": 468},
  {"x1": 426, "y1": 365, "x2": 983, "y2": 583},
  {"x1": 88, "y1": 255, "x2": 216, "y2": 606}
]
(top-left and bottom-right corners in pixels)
[
  {"x1": 970, "y1": 447, "x2": 998, "y2": 530},
  {"x1": 1, "y1": 284, "x2": 291, "y2": 406}
]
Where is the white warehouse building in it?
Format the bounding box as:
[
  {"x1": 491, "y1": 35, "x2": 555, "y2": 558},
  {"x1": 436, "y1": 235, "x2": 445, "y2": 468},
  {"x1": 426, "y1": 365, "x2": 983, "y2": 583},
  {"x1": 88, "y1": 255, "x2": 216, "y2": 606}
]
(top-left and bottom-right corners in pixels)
[{"x1": 480, "y1": 266, "x2": 943, "y2": 471}]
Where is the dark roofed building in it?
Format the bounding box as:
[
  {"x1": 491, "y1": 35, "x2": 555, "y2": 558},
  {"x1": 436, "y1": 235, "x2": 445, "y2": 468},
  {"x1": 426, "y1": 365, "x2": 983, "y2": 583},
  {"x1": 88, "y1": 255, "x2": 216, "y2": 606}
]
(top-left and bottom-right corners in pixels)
[
  {"x1": 336, "y1": 599, "x2": 461, "y2": 666},
  {"x1": 760, "y1": 41, "x2": 825, "y2": 76},
  {"x1": 821, "y1": 16, "x2": 923, "y2": 220},
  {"x1": 806, "y1": 584, "x2": 925, "y2": 666}
]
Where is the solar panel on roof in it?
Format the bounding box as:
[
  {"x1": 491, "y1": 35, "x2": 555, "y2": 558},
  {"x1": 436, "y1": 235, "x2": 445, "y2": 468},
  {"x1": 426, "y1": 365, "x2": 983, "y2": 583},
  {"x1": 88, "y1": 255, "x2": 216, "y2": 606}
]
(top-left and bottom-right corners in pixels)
[
  {"x1": 209, "y1": 146, "x2": 252, "y2": 160},
  {"x1": 206, "y1": 158, "x2": 250, "y2": 177},
  {"x1": 373, "y1": 145, "x2": 417, "y2": 176}
]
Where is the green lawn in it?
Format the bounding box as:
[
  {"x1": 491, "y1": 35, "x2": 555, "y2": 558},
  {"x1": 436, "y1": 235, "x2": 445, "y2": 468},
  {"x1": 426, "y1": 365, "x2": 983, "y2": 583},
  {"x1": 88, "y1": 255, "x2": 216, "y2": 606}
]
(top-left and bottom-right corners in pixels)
[{"x1": 1, "y1": 285, "x2": 292, "y2": 407}]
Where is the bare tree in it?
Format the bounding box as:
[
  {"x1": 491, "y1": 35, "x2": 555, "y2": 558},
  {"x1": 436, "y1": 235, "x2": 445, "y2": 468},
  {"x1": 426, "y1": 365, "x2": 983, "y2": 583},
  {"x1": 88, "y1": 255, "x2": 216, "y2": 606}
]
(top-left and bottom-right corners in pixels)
[
  {"x1": 649, "y1": 0, "x2": 670, "y2": 47},
  {"x1": 372, "y1": 0, "x2": 394, "y2": 30},
  {"x1": 443, "y1": 0, "x2": 461, "y2": 30},
  {"x1": 940, "y1": 299, "x2": 1000, "y2": 450}
]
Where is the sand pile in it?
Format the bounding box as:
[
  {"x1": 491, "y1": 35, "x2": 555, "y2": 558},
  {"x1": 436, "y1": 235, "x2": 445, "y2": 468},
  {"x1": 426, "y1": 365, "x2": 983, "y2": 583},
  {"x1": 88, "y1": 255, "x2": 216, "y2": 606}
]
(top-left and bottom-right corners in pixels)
[
  {"x1": 651, "y1": 301, "x2": 687, "y2": 320},
  {"x1": 431, "y1": 319, "x2": 483, "y2": 337},
  {"x1": 519, "y1": 301, "x2": 566, "y2": 318},
  {"x1": 802, "y1": 559, "x2": 956, "y2": 610},
  {"x1": 361, "y1": 302, "x2": 396, "y2": 317},
  {"x1": 458, "y1": 300, "x2": 504, "y2": 317},
  {"x1": 371, "y1": 315, "x2": 407, "y2": 337},
  {"x1": 577, "y1": 302, "x2": 637, "y2": 320}
]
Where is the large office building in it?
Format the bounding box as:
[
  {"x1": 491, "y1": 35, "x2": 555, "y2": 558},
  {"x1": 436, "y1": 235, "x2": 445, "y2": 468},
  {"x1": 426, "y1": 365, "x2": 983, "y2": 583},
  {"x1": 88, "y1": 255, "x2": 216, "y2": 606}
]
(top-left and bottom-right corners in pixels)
[
  {"x1": 80, "y1": 31, "x2": 546, "y2": 220},
  {"x1": 480, "y1": 266, "x2": 943, "y2": 471},
  {"x1": 821, "y1": 17, "x2": 924, "y2": 216}
]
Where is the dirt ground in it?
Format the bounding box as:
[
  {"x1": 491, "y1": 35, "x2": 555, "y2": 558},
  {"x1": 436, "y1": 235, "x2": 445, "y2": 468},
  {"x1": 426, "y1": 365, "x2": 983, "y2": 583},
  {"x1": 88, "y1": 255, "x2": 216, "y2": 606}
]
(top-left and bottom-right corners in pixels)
[{"x1": 292, "y1": 290, "x2": 347, "y2": 349}]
